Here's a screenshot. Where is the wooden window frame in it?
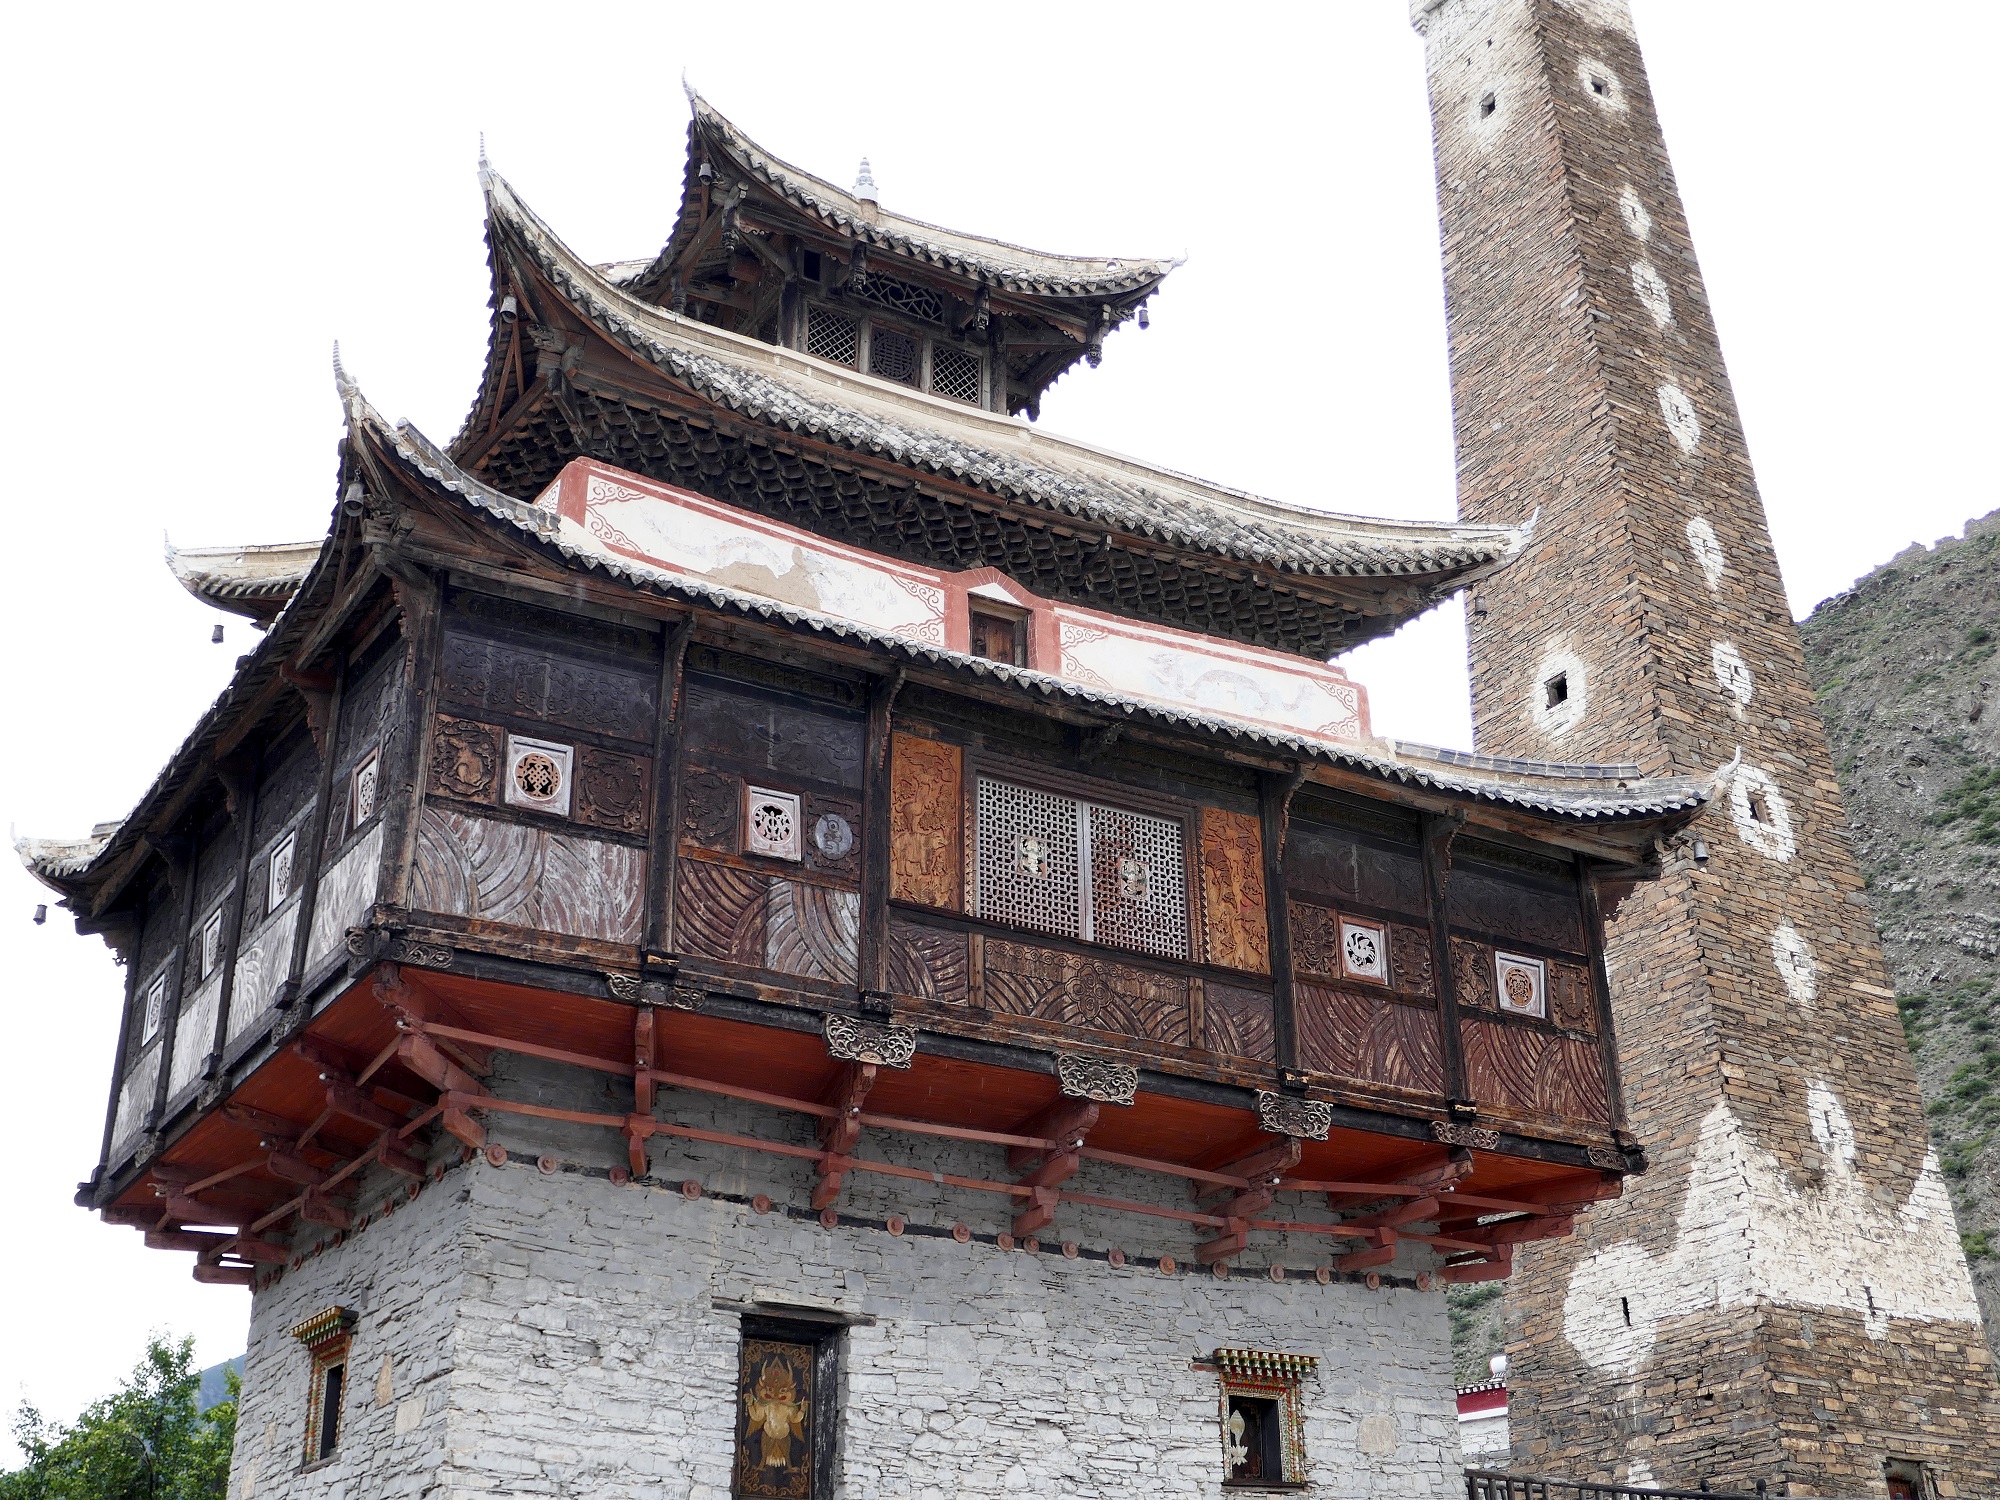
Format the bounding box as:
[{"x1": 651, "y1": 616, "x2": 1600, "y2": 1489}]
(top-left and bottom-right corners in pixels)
[
  {"x1": 966, "y1": 600, "x2": 1030, "y2": 668},
  {"x1": 962, "y1": 752, "x2": 1198, "y2": 961},
  {"x1": 733, "y1": 1315, "x2": 841, "y2": 1500}
]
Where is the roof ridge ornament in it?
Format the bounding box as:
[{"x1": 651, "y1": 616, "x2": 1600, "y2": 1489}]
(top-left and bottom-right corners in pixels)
[{"x1": 852, "y1": 157, "x2": 878, "y2": 205}]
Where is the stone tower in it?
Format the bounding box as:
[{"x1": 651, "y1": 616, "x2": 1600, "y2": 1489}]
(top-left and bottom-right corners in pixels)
[{"x1": 1410, "y1": 1, "x2": 2000, "y2": 1494}]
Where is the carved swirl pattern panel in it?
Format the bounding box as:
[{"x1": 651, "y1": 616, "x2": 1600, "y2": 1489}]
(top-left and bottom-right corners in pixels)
[
  {"x1": 1295, "y1": 981, "x2": 1445, "y2": 1096},
  {"x1": 889, "y1": 734, "x2": 962, "y2": 909},
  {"x1": 1199, "y1": 808, "x2": 1269, "y2": 974},
  {"x1": 673, "y1": 858, "x2": 860, "y2": 985},
  {"x1": 439, "y1": 634, "x2": 656, "y2": 743},
  {"x1": 412, "y1": 809, "x2": 644, "y2": 944},
  {"x1": 887, "y1": 920, "x2": 970, "y2": 1005},
  {"x1": 1461, "y1": 1016, "x2": 1610, "y2": 1123},
  {"x1": 1205, "y1": 981, "x2": 1277, "y2": 1063},
  {"x1": 576, "y1": 747, "x2": 651, "y2": 836},
  {"x1": 982, "y1": 938, "x2": 1190, "y2": 1046}
]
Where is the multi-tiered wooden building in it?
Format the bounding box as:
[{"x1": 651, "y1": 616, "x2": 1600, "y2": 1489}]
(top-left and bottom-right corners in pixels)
[{"x1": 27, "y1": 97, "x2": 1711, "y2": 1498}]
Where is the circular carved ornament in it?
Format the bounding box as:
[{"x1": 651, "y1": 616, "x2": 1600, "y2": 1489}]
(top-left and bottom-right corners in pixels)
[
  {"x1": 1269, "y1": 1265, "x2": 1286, "y2": 1283},
  {"x1": 1212, "y1": 1262, "x2": 1231, "y2": 1279},
  {"x1": 818, "y1": 1208, "x2": 838, "y2": 1229},
  {"x1": 1415, "y1": 1272, "x2": 1433, "y2": 1292},
  {"x1": 886, "y1": 1214, "x2": 906, "y2": 1236},
  {"x1": 1315, "y1": 1266, "x2": 1333, "y2": 1285},
  {"x1": 1062, "y1": 1240, "x2": 1080, "y2": 1260},
  {"x1": 1366, "y1": 1272, "x2": 1382, "y2": 1291},
  {"x1": 536, "y1": 1154, "x2": 559, "y2": 1176},
  {"x1": 681, "y1": 1179, "x2": 703, "y2": 1201},
  {"x1": 514, "y1": 752, "x2": 562, "y2": 803},
  {"x1": 750, "y1": 799, "x2": 795, "y2": 847},
  {"x1": 1022, "y1": 1237, "x2": 1039, "y2": 1255},
  {"x1": 751, "y1": 1194, "x2": 772, "y2": 1215},
  {"x1": 483, "y1": 1145, "x2": 507, "y2": 1168},
  {"x1": 1107, "y1": 1247, "x2": 1126, "y2": 1267},
  {"x1": 608, "y1": 1166, "x2": 630, "y2": 1186},
  {"x1": 1158, "y1": 1255, "x2": 1177, "y2": 1276},
  {"x1": 996, "y1": 1233, "x2": 1015, "y2": 1251},
  {"x1": 1504, "y1": 969, "x2": 1537, "y2": 1008},
  {"x1": 814, "y1": 812, "x2": 854, "y2": 859},
  {"x1": 951, "y1": 1222, "x2": 972, "y2": 1243}
]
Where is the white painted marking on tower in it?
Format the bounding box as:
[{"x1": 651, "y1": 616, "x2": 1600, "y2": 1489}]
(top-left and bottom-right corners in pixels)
[
  {"x1": 1710, "y1": 641, "x2": 1754, "y2": 718},
  {"x1": 1528, "y1": 646, "x2": 1587, "y2": 738},
  {"x1": 1618, "y1": 185, "x2": 1652, "y2": 241},
  {"x1": 1686, "y1": 517, "x2": 1725, "y2": 590},
  {"x1": 1727, "y1": 762, "x2": 1796, "y2": 862},
  {"x1": 1631, "y1": 262, "x2": 1672, "y2": 328},
  {"x1": 1575, "y1": 58, "x2": 1627, "y2": 112},
  {"x1": 1658, "y1": 383, "x2": 1701, "y2": 453},
  {"x1": 1771, "y1": 922, "x2": 1818, "y2": 1006}
]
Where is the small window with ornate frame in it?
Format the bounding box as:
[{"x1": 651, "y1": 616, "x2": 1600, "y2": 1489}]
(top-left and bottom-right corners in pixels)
[
  {"x1": 268, "y1": 830, "x2": 298, "y2": 913},
  {"x1": 350, "y1": 749, "x2": 380, "y2": 830},
  {"x1": 290, "y1": 1306, "x2": 357, "y2": 1467},
  {"x1": 1212, "y1": 1347, "x2": 1315, "y2": 1490},
  {"x1": 967, "y1": 603, "x2": 1029, "y2": 668}
]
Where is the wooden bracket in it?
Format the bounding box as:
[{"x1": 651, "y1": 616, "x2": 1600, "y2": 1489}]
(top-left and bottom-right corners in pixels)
[
  {"x1": 1336, "y1": 1233, "x2": 1399, "y2": 1273},
  {"x1": 1007, "y1": 1097, "x2": 1100, "y2": 1237},
  {"x1": 811, "y1": 1062, "x2": 879, "y2": 1210}
]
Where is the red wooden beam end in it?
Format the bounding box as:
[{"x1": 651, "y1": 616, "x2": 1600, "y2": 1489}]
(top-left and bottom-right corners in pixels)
[
  {"x1": 1341, "y1": 1196, "x2": 1440, "y2": 1232},
  {"x1": 193, "y1": 1264, "x2": 254, "y2": 1286},
  {"x1": 1336, "y1": 1232, "x2": 1399, "y2": 1273},
  {"x1": 376, "y1": 1141, "x2": 427, "y2": 1179},
  {"x1": 1196, "y1": 1221, "x2": 1252, "y2": 1265},
  {"x1": 1009, "y1": 1098, "x2": 1099, "y2": 1236},
  {"x1": 267, "y1": 1151, "x2": 329, "y2": 1188},
  {"x1": 633, "y1": 1008, "x2": 656, "y2": 1116},
  {"x1": 300, "y1": 1191, "x2": 354, "y2": 1231},
  {"x1": 1443, "y1": 1256, "x2": 1513, "y2": 1285},
  {"x1": 1460, "y1": 1214, "x2": 1575, "y2": 1248},
  {"x1": 1194, "y1": 1138, "x2": 1302, "y2": 1260},
  {"x1": 811, "y1": 1063, "x2": 878, "y2": 1211},
  {"x1": 441, "y1": 1106, "x2": 486, "y2": 1150},
  {"x1": 160, "y1": 1197, "x2": 249, "y2": 1231}
]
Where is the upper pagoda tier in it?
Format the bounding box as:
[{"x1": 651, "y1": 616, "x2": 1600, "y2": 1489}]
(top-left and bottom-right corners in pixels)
[
  {"x1": 450, "y1": 163, "x2": 1531, "y2": 660},
  {"x1": 618, "y1": 95, "x2": 1173, "y2": 416}
]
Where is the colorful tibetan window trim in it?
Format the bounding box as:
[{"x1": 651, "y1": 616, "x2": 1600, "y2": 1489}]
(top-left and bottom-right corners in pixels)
[{"x1": 1214, "y1": 1347, "x2": 1316, "y2": 1488}]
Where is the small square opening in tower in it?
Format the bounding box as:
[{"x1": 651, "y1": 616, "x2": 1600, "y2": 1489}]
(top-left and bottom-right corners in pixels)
[
  {"x1": 1479, "y1": 92, "x2": 1497, "y2": 117},
  {"x1": 1544, "y1": 672, "x2": 1569, "y2": 709},
  {"x1": 1589, "y1": 75, "x2": 1608, "y2": 95},
  {"x1": 1747, "y1": 788, "x2": 1772, "y2": 824}
]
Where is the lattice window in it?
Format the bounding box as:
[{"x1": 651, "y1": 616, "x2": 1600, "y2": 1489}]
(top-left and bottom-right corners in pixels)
[
  {"x1": 848, "y1": 272, "x2": 945, "y2": 324},
  {"x1": 929, "y1": 344, "x2": 981, "y2": 404},
  {"x1": 806, "y1": 305, "x2": 858, "y2": 367},
  {"x1": 976, "y1": 779, "x2": 1083, "y2": 940},
  {"x1": 868, "y1": 326, "x2": 920, "y2": 386},
  {"x1": 1088, "y1": 803, "x2": 1188, "y2": 958},
  {"x1": 974, "y1": 776, "x2": 1187, "y2": 958}
]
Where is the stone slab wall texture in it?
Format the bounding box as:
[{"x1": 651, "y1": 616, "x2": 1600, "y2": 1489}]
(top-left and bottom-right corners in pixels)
[
  {"x1": 1412, "y1": 0, "x2": 2000, "y2": 1492},
  {"x1": 226, "y1": 1058, "x2": 1462, "y2": 1500}
]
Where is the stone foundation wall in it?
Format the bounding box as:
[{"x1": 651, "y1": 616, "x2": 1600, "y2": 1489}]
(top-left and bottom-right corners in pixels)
[{"x1": 225, "y1": 1052, "x2": 1465, "y2": 1498}]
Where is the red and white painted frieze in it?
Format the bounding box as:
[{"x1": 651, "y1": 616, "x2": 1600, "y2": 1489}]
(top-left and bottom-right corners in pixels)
[{"x1": 535, "y1": 459, "x2": 1372, "y2": 746}]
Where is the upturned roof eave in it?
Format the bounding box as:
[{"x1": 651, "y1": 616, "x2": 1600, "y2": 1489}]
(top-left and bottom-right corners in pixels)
[{"x1": 461, "y1": 166, "x2": 1532, "y2": 598}]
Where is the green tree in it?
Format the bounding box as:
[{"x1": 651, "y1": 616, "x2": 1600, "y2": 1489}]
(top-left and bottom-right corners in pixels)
[{"x1": 1, "y1": 1335, "x2": 236, "y2": 1500}]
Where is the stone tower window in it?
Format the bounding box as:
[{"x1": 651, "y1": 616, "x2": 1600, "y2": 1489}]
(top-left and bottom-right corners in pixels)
[
  {"x1": 290, "y1": 1306, "x2": 357, "y2": 1466},
  {"x1": 1544, "y1": 672, "x2": 1569, "y2": 709},
  {"x1": 734, "y1": 1316, "x2": 841, "y2": 1500}
]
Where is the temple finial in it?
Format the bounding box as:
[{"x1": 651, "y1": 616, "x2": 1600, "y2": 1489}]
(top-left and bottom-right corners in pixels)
[
  {"x1": 332, "y1": 342, "x2": 355, "y2": 399},
  {"x1": 853, "y1": 158, "x2": 877, "y2": 205},
  {"x1": 479, "y1": 131, "x2": 489, "y2": 170},
  {"x1": 682, "y1": 71, "x2": 696, "y2": 108}
]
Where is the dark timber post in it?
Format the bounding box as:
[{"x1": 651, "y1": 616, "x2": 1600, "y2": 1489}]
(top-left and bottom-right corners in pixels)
[
  {"x1": 1258, "y1": 767, "x2": 1306, "y2": 1071},
  {"x1": 858, "y1": 669, "x2": 905, "y2": 1002},
  {"x1": 1421, "y1": 811, "x2": 1472, "y2": 1116},
  {"x1": 643, "y1": 616, "x2": 696, "y2": 974}
]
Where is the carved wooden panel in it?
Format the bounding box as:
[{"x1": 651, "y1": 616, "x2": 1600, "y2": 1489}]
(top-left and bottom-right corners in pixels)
[
  {"x1": 887, "y1": 920, "x2": 971, "y2": 1005},
  {"x1": 682, "y1": 767, "x2": 741, "y2": 854},
  {"x1": 1549, "y1": 960, "x2": 1597, "y2": 1034},
  {"x1": 683, "y1": 680, "x2": 864, "y2": 788},
  {"x1": 1285, "y1": 823, "x2": 1427, "y2": 915},
  {"x1": 674, "y1": 858, "x2": 859, "y2": 985},
  {"x1": 439, "y1": 633, "x2": 656, "y2": 743},
  {"x1": 1461, "y1": 1016, "x2": 1610, "y2": 1122},
  {"x1": 1452, "y1": 937, "x2": 1495, "y2": 1010},
  {"x1": 1198, "y1": 808, "x2": 1269, "y2": 974},
  {"x1": 802, "y1": 793, "x2": 861, "y2": 880},
  {"x1": 1205, "y1": 981, "x2": 1276, "y2": 1063},
  {"x1": 734, "y1": 1338, "x2": 815, "y2": 1500},
  {"x1": 576, "y1": 747, "x2": 650, "y2": 836},
  {"x1": 412, "y1": 809, "x2": 644, "y2": 944},
  {"x1": 428, "y1": 715, "x2": 501, "y2": 804},
  {"x1": 982, "y1": 938, "x2": 1190, "y2": 1046},
  {"x1": 1388, "y1": 924, "x2": 1435, "y2": 997},
  {"x1": 676, "y1": 858, "x2": 766, "y2": 962},
  {"x1": 1290, "y1": 900, "x2": 1337, "y2": 979},
  {"x1": 889, "y1": 734, "x2": 962, "y2": 910},
  {"x1": 1296, "y1": 981, "x2": 1445, "y2": 1096},
  {"x1": 1447, "y1": 862, "x2": 1587, "y2": 953}
]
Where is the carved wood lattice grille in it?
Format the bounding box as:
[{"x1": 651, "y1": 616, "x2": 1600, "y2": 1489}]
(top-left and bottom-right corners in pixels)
[
  {"x1": 973, "y1": 777, "x2": 1187, "y2": 958},
  {"x1": 848, "y1": 272, "x2": 945, "y2": 324},
  {"x1": 929, "y1": 345, "x2": 981, "y2": 405},
  {"x1": 805, "y1": 306, "x2": 858, "y2": 367}
]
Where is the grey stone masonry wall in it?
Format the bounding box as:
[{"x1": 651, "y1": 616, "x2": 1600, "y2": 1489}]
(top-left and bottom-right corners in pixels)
[{"x1": 226, "y1": 1051, "x2": 1463, "y2": 1499}]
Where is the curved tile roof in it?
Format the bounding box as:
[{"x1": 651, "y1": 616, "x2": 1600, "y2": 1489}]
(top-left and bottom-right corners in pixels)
[
  {"x1": 165, "y1": 539, "x2": 322, "y2": 621},
  {"x1": 647, "y1": 95, "x2": 1177, "y2": 301},
  {"x1": 480, "y1": 167, "x2": 1533, "y2": 588}
]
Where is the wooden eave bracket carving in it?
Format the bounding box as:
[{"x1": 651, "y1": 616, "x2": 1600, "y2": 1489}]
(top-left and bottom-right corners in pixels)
[
  {"x1": 1055, "y1": 1052, "x2": 1138, "y2": 1107},
  {"x1": 1255, "y1": 1091, "x2": 1332, "y2": 1141},
  {"x1": 823, "y1": 1013, "x2": 916, "y2": 1070}
]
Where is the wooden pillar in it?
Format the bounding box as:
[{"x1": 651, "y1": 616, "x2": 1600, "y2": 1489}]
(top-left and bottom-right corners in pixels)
[
  {"x1": 277, "y1": 659, "x2": 347, "y2": 1014},
  {"x1": 89, "y1": 914, "x2": 143, "y2": 1188},
  {"x1": 1258, "y1": 768, "x2": 1306, "y2": 1071},
  {"x1": 372, "y1": 565, "x2": 443, "y2": 913},
  {"x1": 145, "y1": 822, "x2": 200, "y2": 1128},
  {"x1": 1578, "y1": 859, "x2": 1631, "y2": 1134},
  {"x1": 642, "y1": 616, "x2": 697, "y2": 971},
  {"x1": 1421, "y1": 811, "x2": 1472, "y2": 1114},
  {"x1": 207, "y1": 757, "x2": 261, "y2": 1079},
  {"x1": 857, "y1": 669, "x2": 906, "y2": 1001}
]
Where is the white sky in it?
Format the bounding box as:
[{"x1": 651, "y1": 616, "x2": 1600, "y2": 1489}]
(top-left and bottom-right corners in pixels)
[{"x1": 0, "y1": 0, "x2": 1992, "y2": 1454}]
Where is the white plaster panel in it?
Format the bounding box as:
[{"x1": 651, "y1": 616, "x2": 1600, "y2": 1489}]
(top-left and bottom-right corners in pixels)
[
  {"x1": 1657, "y1": 383, "x2": 1702, "y2": 454},
  {"x1": 168, "y1": 973, "x2": 222, "y2": 1097},
  {"x1": 1618, "y1": 186, "x2": 1653, "y2": 242},
  {"x1": 1727, "y1": 763, "x2": 1796, "y2": 863},
  {"x1": 1631, "y1": 261, "x2": 1672, "y2": 328},
  {"x1": 1527, "y1": 645, "x2": 1587, "y2": 738},
  {"x1": 229, "y1": 904, "x2": 296, "y2": 1043},
  {"x1": 1709, "y1": 640, "x2": 1754, "y2": 718},
  {"x1": 570, "y1": 474, "x2": 946, "y2": 644},
  {"x1": 1056, "y1": 613, "x2": 1367, "y2": 744},
  {"x1": 110, "y1": 1045, "x2": 158, "y2": 1154},
  {"x1": 1561, "y1": 1087, "x2": 1981, "y2": 1377},
  {"x1": 1685, "y1": 517, "x2": 1726, "y2": 590},
  {"x1": 1771, "y1": 922, "x2": 1818, "y2": 1006}
]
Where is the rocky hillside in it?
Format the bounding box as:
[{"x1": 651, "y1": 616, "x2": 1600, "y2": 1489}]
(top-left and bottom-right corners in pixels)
[{"x1": 1800, "y1": 511, "x2": 2000, "y2": 1354}]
